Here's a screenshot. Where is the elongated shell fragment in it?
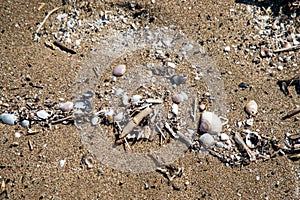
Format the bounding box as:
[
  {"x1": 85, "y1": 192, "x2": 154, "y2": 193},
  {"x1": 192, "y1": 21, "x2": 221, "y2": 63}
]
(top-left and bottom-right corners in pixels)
[{"x1": 199, "y1": 111, "x2": 222, "y2": 135}]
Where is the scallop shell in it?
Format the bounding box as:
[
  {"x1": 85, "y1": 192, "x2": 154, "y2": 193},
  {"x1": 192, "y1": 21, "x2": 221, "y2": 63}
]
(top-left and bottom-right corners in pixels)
[
  {"x1": 245, "y1": 100, "x2": 258, "y2": 116},
  {"x1": 245, "y1": 132, "x2": 261, "y2": 149},
  {"x1": 199, "y1": 111, "x2": 222, "y2": 135}
]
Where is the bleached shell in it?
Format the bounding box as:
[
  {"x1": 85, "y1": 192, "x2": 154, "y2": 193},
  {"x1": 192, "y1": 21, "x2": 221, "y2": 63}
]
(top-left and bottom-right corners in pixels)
[
  {"x1": 21, "y1": 120, "x2": 30, "y2": 127},
  {"x1": 0, "y1": 113, "x2": 17, "y2": 125},
  {"x1": 245, "y1": 132, "x2": 261, "y2": 148},
  {"x1": 199, "y1": 133, "x2": 215, "y2": 148},
  {"x1": 59, "y1": 101, "x2": 74, "y2": 112},
  {"x1": 245, "y1": 100, "x2": 258, "y2": 116},
  {"x1": 199, "y1": 111, "x2": 222, "y2": 135},
  {"x1": 131, "y1": 95, "x2": 142, "y2": 104},
  {"x1": 36, "y1": 110, "x2": 50, "y2": 119}
]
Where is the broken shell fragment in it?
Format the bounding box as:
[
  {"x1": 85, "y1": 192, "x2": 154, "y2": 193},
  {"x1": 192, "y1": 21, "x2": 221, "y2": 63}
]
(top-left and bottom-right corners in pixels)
[
  {"x1": 84, "y1": 156, "x2": 94, "y2": 169},
  {"x1": 199, "y1": 111, "x2": 222, "y2": 135},
  {"x1": 113, "y1": 64, "x2": 126, "y2": 76},
  {"x1": 171, "y1": 104, "x2": 179, "y2": 115},
  {"x1": 59, "y1": 101, "x2": 74, "y2": 112},
  {"x1": 245, "y1": 100, "x2": 258, "y2": 116},
  {"x1": 245, "y1": 132, "x2": 261, "y2": 149},
  {"x1": 0, "y1": 113, "x2": 17, "y2": 125},
  {"x1": 199, "y1": 133, "x2": 215, "y2": 148}
]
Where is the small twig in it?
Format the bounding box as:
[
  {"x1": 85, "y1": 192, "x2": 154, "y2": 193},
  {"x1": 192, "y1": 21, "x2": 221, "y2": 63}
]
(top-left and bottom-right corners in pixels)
[
  {"x1": 53, "y1": 41, "x2": 76, "y2": 54},
  {"x1": 36, "y1": 6, "x2": 61, "y2": 34},
  {"x1": 273, "y1": 45, "x2": 300, "y2": 53},
  {"x1": 282, "y1": 107, "x2": 300, "y2": 120},
  {"x1": 51, "y1": 115, "x2": 73, "y2": 124}
]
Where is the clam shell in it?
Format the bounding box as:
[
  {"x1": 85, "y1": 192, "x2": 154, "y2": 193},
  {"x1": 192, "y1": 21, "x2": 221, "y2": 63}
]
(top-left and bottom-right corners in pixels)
[
  {"x1": 199, "y1": 133, "x2": 215, "y2": 148},
  {"x1": 245, "y1": 132, "x2": 261, "y2": 149},
  {"x1": 245, "y1": 100, "x2": 258, "y2": 116},
  {"x1": 113, "y1": 64, "x2": 126, "y2": 76},
  {"x1": 199, "y1": 111, "x2": 222, "y2": 135},
  {"x1": 0, "y1": 113, "x2": 17, "y2": 125}
]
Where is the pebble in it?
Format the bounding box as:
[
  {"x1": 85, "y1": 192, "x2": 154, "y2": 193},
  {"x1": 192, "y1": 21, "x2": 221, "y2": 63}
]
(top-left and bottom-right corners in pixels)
[
  {"x1": 245, "y1": 118, "x2": 254, "y2": 126},
  {"x1": 36, "y1": 110, "x2": 50, "y2": 120},
  {"x1": 224, "y1": 46, "x2": 231, "y2": 52},
  {"x1": 171, "y1": 104, "x2": 179, "y2": 115},
  {"x1": 21, "y1": 120, "x2": 30, "y2": 127},
  {"x1": 14, "y1": 132, "x2": 21, "y2": 138},
  {"x1": 59, "y1": 101, "x2": 74, "y2": 112},
  {"x1": 122, "y1": 94, "x2": 129, "y2": 106},
  {"x1": 199, "y1": 133, "x2": 215, "y2": 148},
  {"x1": 59, "y1": 159, "x2": 66, "y2": 167},
  {"x1": 220, "y1": 133, "x2": 230, "y2": 141},
  {"x1": 167, "y1": 62, "x2": 176, "y2": 68},
  {"x1": 0, "y1": 113, "x2": 17, "y2": 125},
  {"x1": 215, "y1": 141, "x2": 224, "y2": 148},
  {"x1": 113, "y1": 64, "x2": 126, "y2": 76},
  {"x1": 245, "y1": 100, "x2": 258, "y2": 116},
  {"x1": 277, "y1": 65, "x2": 283, "y2": 71},
  {"x1": 199, "y1": 104, "x2": 206, "y2": 111},
  {"x1": 172, "y1": 93, "x2": 184, "y2": 104}
]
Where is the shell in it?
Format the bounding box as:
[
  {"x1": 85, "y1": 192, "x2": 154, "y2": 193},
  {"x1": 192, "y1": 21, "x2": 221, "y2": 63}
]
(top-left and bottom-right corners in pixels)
[
  {"x1": 245, "y1": 100, "x2": 258, "y2": 116},
  {"x1": 220, "y1": 133, "x2": 229, "y2": 141},
  {"x1": 36, "y1": 110, "x2": 50, "y2": 120},
  {"x1": 199, "y1": 133, "x2": 215, "y2": 148},
  {"x1": 0, "y1": 113, "x2": 17, "y2": 125},
  {"x1": 199, "y1": 111, "x2": 222, "y2": 135},
  {"x1": 131, "y1": 95, "x2": 142, "y2": 104},
  {"x1": 113, "y1": 64, "x2": 126, "y2": 76},
  {"x1": 59, "y1": 101, "x2": 74, "y2": 112},
  {"x1": 245, "y1": 132, "x2": 261, "y2": 149}
]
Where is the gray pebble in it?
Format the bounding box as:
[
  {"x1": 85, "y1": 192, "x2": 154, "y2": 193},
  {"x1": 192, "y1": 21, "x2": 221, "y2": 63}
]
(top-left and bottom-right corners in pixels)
[
  {"x1": 172, "y1": 93, "x2": 184, "y2": 104},
  {"x1": 21, "y1": 120, "x2": 30, "y2": 127}
]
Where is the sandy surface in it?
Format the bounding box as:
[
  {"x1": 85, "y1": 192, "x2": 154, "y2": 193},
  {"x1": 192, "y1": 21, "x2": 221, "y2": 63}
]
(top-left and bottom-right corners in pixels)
[{"x1": 0, "y1": 0, "x2": 299, "y2": 199}]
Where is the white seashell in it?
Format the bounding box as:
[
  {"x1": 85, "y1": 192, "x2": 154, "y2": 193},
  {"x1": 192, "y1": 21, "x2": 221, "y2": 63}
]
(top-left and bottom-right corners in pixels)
[
  {"x1": 0, "y1": 113, "x2": 17, "y2": 125},
  {"x1": 245, "y1": 118, "x2": 254, "y2": 126},
  {"x1": 220, "y1": 133, "x2": 230, "y2": 141},
  {"x1": 59, "y1": 159, "x2": 66, "y2": 167},
  {"x1": 21, "y1": 120, "x2": 29, "y2": 127},
  {"x1": 199, "y1": 111, "x2": 222, "y2": 135},
  {"x1": 36, "y1": 110, "x2": 50, "y2": 120},
  {"x1": 113, "y1": 64, "x2": 126, "y2": 76},
  {"x1": 245, "y1": 100, "x2": 258, "y2": 116},
  {"x1": 171, "y1": 104, "x2": 179, "y2": 115},
  {"x1": 59, "y1": 101, "x2": 74, "y2": 112},
  {"x1": 245, "y1": 132, "x2": 261, "y2": 149},
  {"x1": 84, "y1": 156, "x2": 94, "y2": 169},
  {"x1": 199, "y1": 133, "x2": 215, "y2": 148},
  {"x1": 14, "y1": 132, "x2": 21, "y2": 138}
]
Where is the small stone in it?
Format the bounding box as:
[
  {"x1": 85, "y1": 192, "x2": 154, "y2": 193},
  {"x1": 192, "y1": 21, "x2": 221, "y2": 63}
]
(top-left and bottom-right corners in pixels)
[
  {"x1": 199, "y1": 133, "x2": 215, "y2": 148},
  {"x1": 215, "y1": 141, "x2": 224, "y2": 148},
  {"x1": 59, "y1": 101, "x2": 74, "y2": 112},
  {"x1": 59, "y1": 159, "x2": 66, "y2": 167},
  {"x1": 167, "y1": 62, "x2": 176, "y2": 68},
  {"x1": 14, "y1": 132, "x2": 21, "y2": 138},
  {"x1": 131, "y1": 95, "x2": 142, "y2": 104},
  {"x1": 36, "y1": 110, "x2": 50, "y2": 120},
  {"x1": 0, "y1": 113, "x2": 17, "y2": 125},
  {"x1": 172, "y1": 93, "x2": 184, "y2": 104},
  {"x1": 277, "y1": 65, "x2": 283, "y2": 71},
  {"x1": 113, "y1": 64, "x2": 126, "y2": 76},
  {"x1": 224, "y1": 46, "x2": 230, "y2": 52},
  {"x1": 115, "y1": 112, "x2": 124, "y2": 121},
  {"x1": 199, "y1": 104, "x2": 206, "y2": 111},
  {"x1": 245, "y1": 100, "x2": 258, "y2": 116},
  {"x1": 220, "y1": 133, "x2": 230, "y2": 141},
  {"x1": 245, "y1": 118, "x2": 254, "y2": 126}
]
